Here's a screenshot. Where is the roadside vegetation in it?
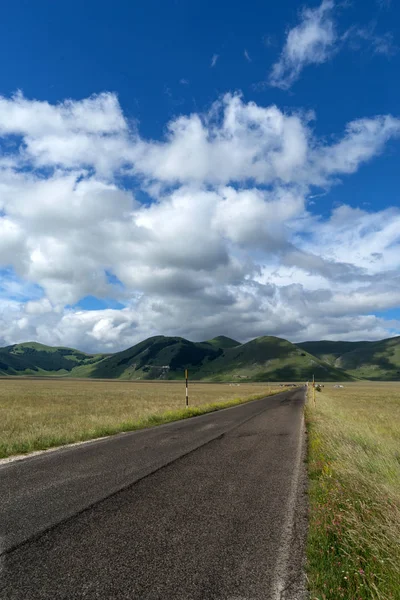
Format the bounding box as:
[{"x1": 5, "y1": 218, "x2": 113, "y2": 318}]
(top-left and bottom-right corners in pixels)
[
  {"x1": 306, "y1": 382, "x2": 400, "y2": 600},
  {"x1": 0, "y1": 379, "x2": 284, "y2": 458}
]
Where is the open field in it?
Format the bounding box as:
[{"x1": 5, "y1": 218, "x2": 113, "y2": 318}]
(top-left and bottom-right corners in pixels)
[
  {"x1": 0, "y1": 379, "x2": 283, "y2": 458},
  {"x1": 306, "y1": 382, "x2": 400, "y2": 600}
]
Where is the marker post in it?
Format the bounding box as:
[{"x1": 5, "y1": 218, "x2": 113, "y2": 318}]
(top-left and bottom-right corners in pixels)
[
  {"x1": 185, "y1": 369, "x2": 189, "y2": 408},
  {"x1": 312, "y1": 374, "x2": 316, "y2": 407}
]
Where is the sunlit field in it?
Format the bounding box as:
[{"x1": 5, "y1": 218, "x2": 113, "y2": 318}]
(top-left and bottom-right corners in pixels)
[
  {"x1": 0, "y1": 379, "x2": 282, "y2": 458},
  {"x1": 306, "y1": 382, "x2": 400, "y2": 600}
]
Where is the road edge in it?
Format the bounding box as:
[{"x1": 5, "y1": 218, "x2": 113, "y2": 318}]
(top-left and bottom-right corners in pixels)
[
  {"x1": 0, "y1": 389, "x2": 291, "y2": 467},
  {"x1": 1, "y1": 389, "x2": 298, "y2": 556},
  {"x1": 272, "y1": 389, "x2": 309, "y2": 600}
]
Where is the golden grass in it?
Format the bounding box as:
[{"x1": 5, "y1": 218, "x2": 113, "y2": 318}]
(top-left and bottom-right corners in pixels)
[
  {"x1": 0, "y1": 379, "x2": 281, "y2": 458},
  {"x1": 306, "y1": 382, "x2": 400, "y2": 600}
]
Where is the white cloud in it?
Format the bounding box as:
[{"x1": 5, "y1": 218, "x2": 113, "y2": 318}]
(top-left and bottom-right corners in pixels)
[
  {"x1": 211, "y1": 54, "x2": 219, "y2": 68},
  {"x1": 300, "y1": 204, "x2": 400, "y2": 274},
  {"x1": 214, "y1": 187, "x2": 304, "y2": 250},
  {"x1": 269, "y1": 0, "x2": 336, "y2": 89},
  {"x1": 269, "y1": 1, "x2": 397, "y2": 89},
  {"x1": 131, "y1": 94, "x2": 400, "y2": 187},
  {"x1": 1, "y1": 91, "x2": 398, "y2": 189},
  {"x1": 131, "y1": 95, "x2": 310, "y2": 185},
  {"x1": 0, "y1": 91, "x2": 399, "y2": 350},
  {"x1": 310, "y1": 115, "x2": 400, "y2": 183},
  {"x1": 343, "y1": 25, "x2": 397, "y2": 56},
  {"x1": 263, "y1": 35, "x2": 274, "y2": 47},
  {"x1": 0, "y1": 91, "x2": 126, "y2": 137},
  {"x1": 244, "y1": 49, "x2": 252, "y2": 62}
]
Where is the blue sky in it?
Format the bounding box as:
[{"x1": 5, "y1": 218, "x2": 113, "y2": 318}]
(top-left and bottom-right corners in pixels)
[
  {"x1": 2, "y1": 0, "x2": 398, "y2": 138},
  {"x1": 0, "y1": 0, "x2": 399, "y2": 350}
]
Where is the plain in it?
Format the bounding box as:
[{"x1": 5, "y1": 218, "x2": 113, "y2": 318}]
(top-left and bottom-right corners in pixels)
[
  {"x1": 0, "y1": 378, "x2": 280, "y2": 458},
  {"x1": 306, "y1": 382, "x2": 400, "y2": 600}
]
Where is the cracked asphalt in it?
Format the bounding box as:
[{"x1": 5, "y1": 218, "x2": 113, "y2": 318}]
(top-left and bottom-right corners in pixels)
[{"x1": 0, "y1": 387, "x2": 308, "y2": 600}]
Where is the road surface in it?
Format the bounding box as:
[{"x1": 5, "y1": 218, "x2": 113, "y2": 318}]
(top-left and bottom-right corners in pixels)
[{"x1": 0, "y1": 387, "x2": 307, "y2": 600}]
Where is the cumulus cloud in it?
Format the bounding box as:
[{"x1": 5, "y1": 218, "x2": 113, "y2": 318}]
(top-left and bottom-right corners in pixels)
[
  {"x1": 131, "y1": 94, "x2": 400, "y2": 186},
  {"x1": 269, "y1": 0, "x2": 336, "y2": 89},
  {"x1": 1, "y1": 91, "x2": 398, "y2": 188},
  {"x1": 0, "y1": 91, "x2": 399, "y2": 350}
]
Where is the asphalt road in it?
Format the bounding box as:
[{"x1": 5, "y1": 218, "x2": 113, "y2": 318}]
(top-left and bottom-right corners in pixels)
[{"x1": 0, "y1": 387, "x2": 307, "y2": 600}]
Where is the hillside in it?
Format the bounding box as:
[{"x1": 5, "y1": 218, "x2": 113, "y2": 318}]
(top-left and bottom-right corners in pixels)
[
  {"x1": 0, "y1": 342, "x2": 105, "y2": 376},
  {"x1": 69, "y1": 335, "x2": 352, "y2": 381},
  {"x1": 0, "y1": 348, "x2": 31, "y2": 376},
  {"x1": 297, "y1": 340, "x2": 372, "y2": 366},
  {"x1": 194, "y1": 336, "x2": 353, "y2": 382},
  {"x1": 202, "y1": 336, "x2": 240, "y2": 349},
  {"x1": 3, "y1": 334, "x2": 400, "y2": 381},
  {"x1": 81, "y1": 336, "x2": 227, "y2": 380},
  {"x1": 298, "y1": 338, "x2": 400, "y2": 380},
  {"x1": 335, "y1": 336, "x2": 400, "y2": 380}
]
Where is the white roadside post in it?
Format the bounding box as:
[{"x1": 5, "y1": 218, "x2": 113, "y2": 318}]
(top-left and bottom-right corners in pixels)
[
  {"x1": 185, "y1": 369, "x2": 189, "y2": 408},
  {"x1": 312, "y1": 374, "x2": 316, "y2": 407}
]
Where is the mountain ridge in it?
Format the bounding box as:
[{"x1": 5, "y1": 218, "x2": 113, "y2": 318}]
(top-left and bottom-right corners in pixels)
[
  {"x1": 297, "y1": 337, "x2": 400, "y2": 380},
  {"x1": 1, "y1": 335, "x2": 400, "y2": 381}
]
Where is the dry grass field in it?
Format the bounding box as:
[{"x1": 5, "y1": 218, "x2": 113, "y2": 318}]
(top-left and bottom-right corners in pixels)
[
  {"x1": 306, "y1": 382, "x2": 400, "y2": 600},
  {"x1": 0, "y1": 378, "x2": 279, "y2": 458}
]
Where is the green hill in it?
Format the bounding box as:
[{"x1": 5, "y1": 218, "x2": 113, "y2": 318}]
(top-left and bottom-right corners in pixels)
[
  {"x1": 83, "y1": 336, "x2": 226, "y2": 380},
  {"x1": 202, "y1": 335, "x2": 240, "y2": 349},
  {"x1": 297, "y1": 340, "x2": 371, "y2": 366},
  {"x1": 335, "y1": 336, "x2": 400, "y2": 380},
  {"x1": 0, "y1": 349, "x2": 32, "y2": 375},
  {"x1": 194, "y1": 336, "x2": 353, "y2": 382},
  {"x1": 82, "y1": 335, "x2": 352, "y2": 382},
  {"x1": 4, "y1": 334, "x2": 400, "y2": 381},
  {"x1": 298, "y1": 338, "x2": 400, "y2": 380},
  {"x1": 0, "y1": 342, "x2": 105, "y2": 376}
]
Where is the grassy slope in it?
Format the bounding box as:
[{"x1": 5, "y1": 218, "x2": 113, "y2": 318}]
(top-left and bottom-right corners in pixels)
[
  {"x1": 194, "y1": 336, "x2": 353, "y2": 381},
  {"x1": 299, "y1": 338, "x2": 400, "y2": 380},
  {"x1": 0, "y1": 342, "x2": 104, "y2": 376},
  {"x1": 306, "y1": 383, "x2": 400, "y2": 599},
  {"x1": 202, "y1": 336, "x2": 240, "y2": 349},
  {"x1": 298, "y1": 340, "x2": 371, "y2": 366},
  {"x1": 0, "y1": 336, "x2": 353, "y2": 381},
  {"x1": 79, "y1": 335, "x2": 351, "y2": 381},
  {"x1": 78, "y1": 336, "x2": 226, "y2": 380},
  {"x1": 0, "y1": 349, "x2": 31, "y2": 376},
  {"x1": 337, "y1": 337, "x2": 400, "y2": 380}
]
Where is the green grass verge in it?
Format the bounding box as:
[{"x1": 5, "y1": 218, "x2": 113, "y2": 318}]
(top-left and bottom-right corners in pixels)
[
  {"x1": 305, "y1": 384, "x2": 400, "y2": 600},
  {"x1": 0, "y1": 389, "x2": 286, "y2": 459}
]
